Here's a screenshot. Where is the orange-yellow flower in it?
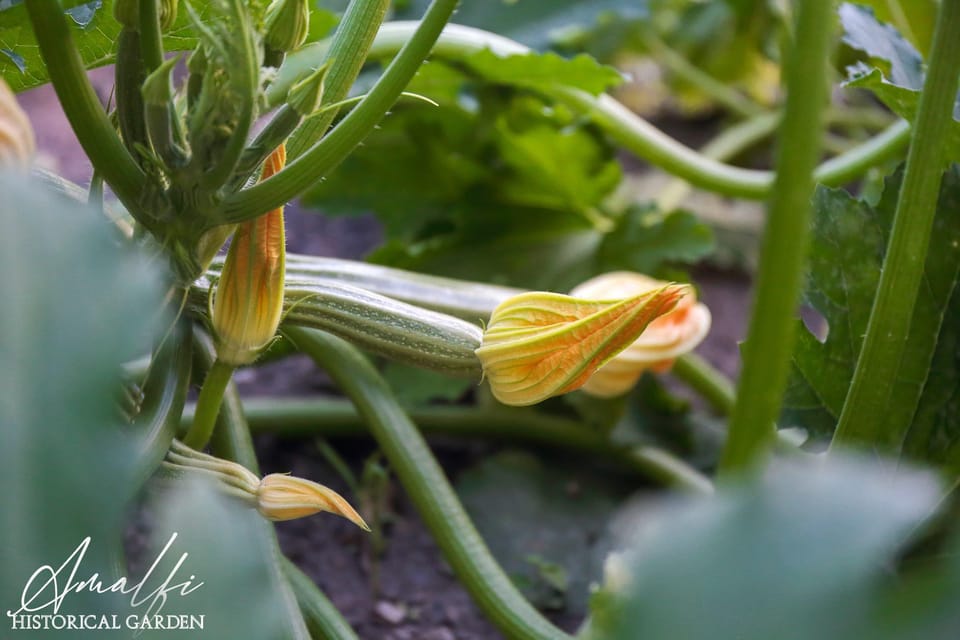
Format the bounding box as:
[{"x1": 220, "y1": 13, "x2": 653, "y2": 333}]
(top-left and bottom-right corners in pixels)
[
  {"x1": 570, "y1": 272, "x2": 711, "y2": 398},
  {"x1": 211, "y1": 145, "x2": 287, "y2": 365},
  {"x1": 257, "y1": 474, "x2": 369, "y2": 528},
  {"x1": 475, "y1": 284, "x2": 689, "y2": 406}
]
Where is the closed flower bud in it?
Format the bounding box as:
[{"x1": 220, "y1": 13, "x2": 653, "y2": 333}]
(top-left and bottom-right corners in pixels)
[
  {"x1": 570, "y1": 272, "x2": 711, "y2": 398},
  {"x1": 211, "y1": 145, "x2": 287, "y2": 365},
  {"x1": 475, "y1": 284, "x2": 689, "y2": 406},
  {"x1": 257, "y1": 474, "x2": 370, "y2": 528},
  {"x1": 0, "y1": 78, "x2": 34, "y2": 169},
  {"x1": 264, "y1": 0, "x2": 310, "y2": 54},
  {"x1": 287, "y1": 63, "x2": 329, "y2": 117}
]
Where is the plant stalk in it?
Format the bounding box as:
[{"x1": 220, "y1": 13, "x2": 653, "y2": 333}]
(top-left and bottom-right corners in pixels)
[
  {"x1": 832, "y1": 0, "x2": 960, "y2": 448},
  {"x1": 25, "y1": 0, "x2": 147, "y2": 221},
  {"x1": 286, "y1": 0, "x2": 392, "y2": 159},
  {"x1": 182, "y1": 358, "x2": 235, "y2": 449},
  {"x1": 269, "y1": 23, "x2": 910, "y2": 201},
  {"x1": 219, "y1": 0, "x2": 461, "y2": 223},
  {"x1": 183, "y1": 395, "x2": 714, "y2": 494},
  {"x1": 719, "y1": 0, "x2": 834, "y2": 474}
]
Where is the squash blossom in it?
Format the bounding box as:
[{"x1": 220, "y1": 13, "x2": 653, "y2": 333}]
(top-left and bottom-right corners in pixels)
[
  {"x1": 165, "y1": 441, "x2": 367, "y2": 528},
  {"x1": 475, "y1": 284, "x2": 689, "y2": 406},
  {"x1": 257, "y1": 474, "x2": 369, "y2": 528},
  {"x1": 211, "y1": 144, "x2": 287, "y2": 366},
  {"x1": 570, "y1": 272, "x2": 712, "y2": 398},
  {"x1": 0, "y1": 77, "x2": 34, "y2": 169}
]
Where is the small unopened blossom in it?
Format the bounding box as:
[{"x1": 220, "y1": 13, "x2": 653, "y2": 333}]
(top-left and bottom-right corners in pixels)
[
  {"x1": 165, "y1": 441, "x2": 368, "y2": 529},
  {"x1": 257, "y1": 474, "x2": 370, "y2": 528},
  {"x1": 0, "y1": 78, "x2": 34, "y2": 169},
  {"x1": 475, "y1": 284, "x2": 689, "y2": 406},
  {"x1": 570, "y1": 272, "x2": 711, "y2": 398},
  {"x1": 264, "y1": 0, "x2": 309, "y2": 54},
  {"x1": 211, "y1": 145, "x2": 287, "y2": 365}
]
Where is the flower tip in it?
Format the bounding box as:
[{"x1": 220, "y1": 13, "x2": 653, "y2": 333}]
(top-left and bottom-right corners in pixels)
[
  {"x1": 256, "y1": 473, "x2": 369, "y2": 530},
  {"x1": 476, "y1": 282, "x2": 691, "y2": 406}
]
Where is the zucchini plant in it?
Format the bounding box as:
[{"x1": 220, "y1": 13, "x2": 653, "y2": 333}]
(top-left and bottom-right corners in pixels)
[{"x1": 2, "y1": 0, "x2": 960, "y2": 638}]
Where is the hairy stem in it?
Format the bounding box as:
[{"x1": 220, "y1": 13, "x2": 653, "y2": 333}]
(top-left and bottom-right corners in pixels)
[
  {"x1": 182, "y1": 358, "x2": 235, "y2": 449},
  {"x1": 25, "y1": 0, "x2": 147, "y2": 220},
  {"x1": 286, "y1": 0, "x2": 391, "y2": 159},
  {"x1": 720, "y1": 0, "x2": 834, "y2": 474},
  {"x1": 832, "y1": 0, "x2": 960, "y2": 449},
  {"x1": 220, "y1": 0, "x2": 471, "y2": 223}
]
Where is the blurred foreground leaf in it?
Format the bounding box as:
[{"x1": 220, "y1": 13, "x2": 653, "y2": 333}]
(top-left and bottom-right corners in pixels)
[
  {"x1": 0, "y1": 173, "x2": 162, "y2": 615},
  {"x1": 142, "y1": 477, "x2": 309, "y2": 639},
  {"x1": 589, "y1": 455, "x2": 946, "y2": 640}
]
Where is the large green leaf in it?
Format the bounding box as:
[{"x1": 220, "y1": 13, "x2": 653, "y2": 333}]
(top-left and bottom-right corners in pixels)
[
  {"x1": 395, "y1": 0, "x2": 647, "y2": 50},
  {"x1": 0, "y1": 172, "x2": 162, "y2": 616},
  {"x1": 840, "y1": 3, "x2": 960, "y2": 162},
  {"x1": 304, "y1": 61, "x2": 712, "y2": 291},
  {"x1": 781, "y1": 168, "x2": 960, "y2": 466},
  {"x1": 456, "y1": 450, "x2": 631, "y2": 616},
  {"x1": 589, "y1": 455, "x2": 945, "y2": 640},
  {"x1": 0, "y1": 0, "x2": 275, "y2": 92}
]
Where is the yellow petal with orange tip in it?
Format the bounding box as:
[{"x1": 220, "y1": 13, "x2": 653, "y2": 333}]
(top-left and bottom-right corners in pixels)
[
  {"x1": 212, "y1": 145, "x2": 287, "y2": 366},
  {"x1": 570, "y1": 272, "x2": 712, "y2": 398},
  {"x1": 256, "y1": 473, "x2": 370, "y2": 529},
  {"x1": 475, "y1": 284, "x2": 689, "y2": 406}
]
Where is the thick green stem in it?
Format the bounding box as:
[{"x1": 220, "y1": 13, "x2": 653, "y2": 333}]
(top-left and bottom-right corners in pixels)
[
  {"x1": 719, "y1": 0, "x2": 833, "y2": 474},
  {"x1": 219, "y1": 0, "x2": 460, "y2": 223},
  {"x1": 656, "y1": 111, "x2": 781, "y2": 211},
  {"x1": 139, "y1": 0, "x2": 165, "y2": 72},
  {"x1": 130, "y1": 321, "x2": 193, "y2": 491},
  {"x1": 183, "y1": 396, "x2": 714, "y2": 493},
  {"x1": 269, "y1": 23, "x2": 909, "y2": 202},
  {"x1": 286, "y1": 0, "x2": 391, "y2": 159},
  {"x1": 286, "y1": 327, "x2": 574, "y2": 640},
  {"x1": 25, "y1": 0, "x2": 147, "y2": 219},
  {"x1": 673, "y1": 353, "x2": 735, "y2": 415},
  {"x1": 116, "y1": 29, "x2": 149, "y2": 162},
  {"x1": 832, "y1": 0, "x2": 960, "y2": 448},
  {"x1": 182, "y1": 358, "x2": 235, "y2": 449}
]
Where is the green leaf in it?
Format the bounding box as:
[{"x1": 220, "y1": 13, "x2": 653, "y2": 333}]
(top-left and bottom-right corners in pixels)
[
  {"x1": 840, "y1": 3, "x2": 960, "y2": 162},
  {"x1": 455, "y1": 450, "x2": 631, "y2": 615},
  {"x1": 589, "y1": 455, "x2": 944, "y2": 640},
  {"x1": 463, "y1": 49, "x2": 623, "y2": 96},
  {"x1": 493, "y1": 118, "x2": 622, "y2": 217},
  {"x1": 395, "y1": 0, "x2": 647, "y2": 50},
  {"x1": 598, "y1": 206, "x2": 715, "y2": 275},
  {"x1": 0, "y1": 0, "x2": 270, "y2": 92},
  {"x1": 0, "y1": 173, "x2": 162, "y2": 614},
  {"x1": 781, "y1": 167, "x2": 960, "y2": 465},
  {"x1": 846, "y1": 0, "x2": 938, "y2": 56}
]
